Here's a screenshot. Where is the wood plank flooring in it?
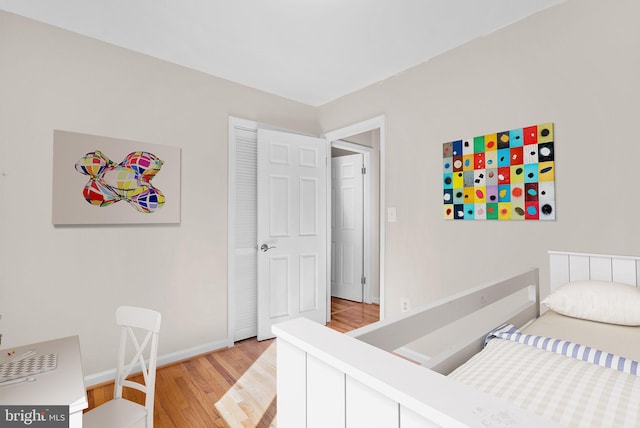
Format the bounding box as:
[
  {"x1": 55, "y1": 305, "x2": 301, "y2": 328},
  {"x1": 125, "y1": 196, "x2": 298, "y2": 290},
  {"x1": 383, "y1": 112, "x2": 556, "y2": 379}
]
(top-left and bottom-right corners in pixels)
[{"x1": 86, "y1": 298, "x2": 379, "y2": 427}]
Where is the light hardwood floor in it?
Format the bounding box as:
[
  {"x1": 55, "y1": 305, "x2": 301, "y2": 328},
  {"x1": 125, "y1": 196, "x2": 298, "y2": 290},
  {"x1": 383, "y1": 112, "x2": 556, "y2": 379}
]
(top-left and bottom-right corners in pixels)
[{"x1": 86, "y1": 298, "x2": 379, "y2": 427}]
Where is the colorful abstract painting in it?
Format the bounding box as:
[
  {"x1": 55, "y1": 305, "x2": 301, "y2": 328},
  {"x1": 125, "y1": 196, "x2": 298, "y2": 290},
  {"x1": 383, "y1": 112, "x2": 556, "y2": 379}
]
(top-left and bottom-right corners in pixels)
[
  {"x1": 75, "y1": 150, "x2": 165, "y2": 213},
  {"x1": 443, "y1": 122, "x2": 555, "y2": 221},
  {"x1": 52, "y1": 130, "x2": 181, "y2": 225}
]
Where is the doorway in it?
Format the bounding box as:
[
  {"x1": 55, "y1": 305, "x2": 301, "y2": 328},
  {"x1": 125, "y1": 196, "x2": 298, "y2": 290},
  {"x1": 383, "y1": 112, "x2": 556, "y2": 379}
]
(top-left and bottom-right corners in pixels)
[
  {"x1": 324, "y1": 117, "x2": 385, "y2": 320},
  {"x1": 227, "y1": 116, "x2": 385, "y2": 345}
]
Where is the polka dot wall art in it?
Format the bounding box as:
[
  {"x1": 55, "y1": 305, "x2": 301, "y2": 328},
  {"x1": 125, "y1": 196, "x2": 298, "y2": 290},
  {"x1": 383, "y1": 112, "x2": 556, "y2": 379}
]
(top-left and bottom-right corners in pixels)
[{"x1": 443, "y1": 122, "x2": 555, "y2": 221}]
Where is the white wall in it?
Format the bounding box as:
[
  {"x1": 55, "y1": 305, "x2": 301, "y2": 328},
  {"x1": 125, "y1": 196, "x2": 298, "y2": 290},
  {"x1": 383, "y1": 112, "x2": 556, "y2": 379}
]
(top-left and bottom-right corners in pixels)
[
  {"x1": 0, "y1": 11, "x2": 318, "y2": 377},
  {"x1": 318, "y1": 0, "x2": 640, "y2": 315}
]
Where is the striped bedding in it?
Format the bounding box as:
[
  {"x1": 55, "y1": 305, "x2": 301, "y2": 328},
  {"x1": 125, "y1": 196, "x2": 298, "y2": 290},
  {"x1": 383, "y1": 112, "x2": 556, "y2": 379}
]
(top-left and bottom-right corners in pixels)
[
  {"x1": 488, "y1": 324, "x2": 640, "y2": 376},
  {"x1": 449, "y1": 328, "x2": 640, "y2": 427}
]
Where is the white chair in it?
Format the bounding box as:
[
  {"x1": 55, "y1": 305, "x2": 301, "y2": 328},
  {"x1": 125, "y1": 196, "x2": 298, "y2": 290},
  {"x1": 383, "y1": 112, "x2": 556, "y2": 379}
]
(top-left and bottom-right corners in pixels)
[{"x1": 84, "y1": 306, "x2": 162, "y2": 428}]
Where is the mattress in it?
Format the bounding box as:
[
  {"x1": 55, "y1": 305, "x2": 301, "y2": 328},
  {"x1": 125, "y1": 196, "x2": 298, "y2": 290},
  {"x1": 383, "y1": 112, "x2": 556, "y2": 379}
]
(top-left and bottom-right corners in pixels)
[
  {"x1": 522, "y1": 310, "x2": 640, "y2": 361},
  {"x1": 449, "y1": 311, "x2": 640, "y2": 427}
]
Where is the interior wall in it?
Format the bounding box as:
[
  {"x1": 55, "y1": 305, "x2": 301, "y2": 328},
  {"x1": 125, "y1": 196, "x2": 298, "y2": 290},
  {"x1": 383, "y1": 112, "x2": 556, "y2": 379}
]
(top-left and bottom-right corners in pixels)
[
  {"x1": 318, "y1": 0, "x2": 640, "y2": 315},
  {"x1": 331, "y1": 147, "x2": 356, "y2": 157},
  {"x1": 0, "y1": 11, "x2": 318, "y2": 376},
  {"x1": 3, "y1": 0, "x2": 638, "y2": 379}
]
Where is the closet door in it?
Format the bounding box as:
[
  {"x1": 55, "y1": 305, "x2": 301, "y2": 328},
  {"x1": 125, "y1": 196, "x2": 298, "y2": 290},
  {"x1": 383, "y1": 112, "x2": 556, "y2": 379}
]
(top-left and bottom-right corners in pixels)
[
  {"x1": 230, "y1": 119, "x2": 259, "y2": 341},
  {"x1": 229, "y1": 118, "x2": 328, "y2": 342}
]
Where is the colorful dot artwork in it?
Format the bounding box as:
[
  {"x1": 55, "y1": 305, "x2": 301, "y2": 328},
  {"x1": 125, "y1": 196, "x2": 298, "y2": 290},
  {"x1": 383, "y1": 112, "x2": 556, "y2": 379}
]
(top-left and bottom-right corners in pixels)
[
  {"x1": 75, "y1": 150, "x2": 165, "y2": 213},
  {"x1": 443, "y1": 122, "x2": 555, "y2": 221}
]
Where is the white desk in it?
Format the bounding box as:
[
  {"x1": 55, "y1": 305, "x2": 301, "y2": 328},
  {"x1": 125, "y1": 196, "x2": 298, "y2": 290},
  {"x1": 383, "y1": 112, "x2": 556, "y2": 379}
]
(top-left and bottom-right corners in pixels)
[{"x1": 0, "y1": 336, "x2": 88, "y2": 428}]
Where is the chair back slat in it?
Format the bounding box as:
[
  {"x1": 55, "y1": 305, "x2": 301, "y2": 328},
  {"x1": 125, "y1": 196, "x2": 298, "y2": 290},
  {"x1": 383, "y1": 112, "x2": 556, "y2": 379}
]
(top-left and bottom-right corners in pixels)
[
  {"x1": 117, "y1": 306, "x2": 162, "y2": 333},
  {"x1": 113, "y1": 306, "x2": 161, "y2": 427}
]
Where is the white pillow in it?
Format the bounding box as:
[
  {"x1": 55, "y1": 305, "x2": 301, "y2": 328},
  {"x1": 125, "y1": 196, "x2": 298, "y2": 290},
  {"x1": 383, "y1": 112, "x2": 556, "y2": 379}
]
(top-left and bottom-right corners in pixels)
[{"x1": 542, "y1": 280, "x2": 640, "y2": 326}]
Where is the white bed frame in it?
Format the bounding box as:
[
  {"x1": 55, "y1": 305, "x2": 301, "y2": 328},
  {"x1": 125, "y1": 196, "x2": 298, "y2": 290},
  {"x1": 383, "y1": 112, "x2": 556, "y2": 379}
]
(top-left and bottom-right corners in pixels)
[
  {"x1": 549, "y1": 250, "x2": 640, "y2": 290},
  {"x1": 273, "y1": 251, "x2": 640, "y2": 428}
]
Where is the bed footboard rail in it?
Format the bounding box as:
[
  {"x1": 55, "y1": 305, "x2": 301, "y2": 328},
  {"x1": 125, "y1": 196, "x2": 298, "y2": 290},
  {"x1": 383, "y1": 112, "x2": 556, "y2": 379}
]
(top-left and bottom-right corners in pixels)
[
  {"x1": 273, "y1": 314, "x2": 558, "y2": 428},
  {"x1": 351, "y1": 268, "x2": 539, "y2": 373}
]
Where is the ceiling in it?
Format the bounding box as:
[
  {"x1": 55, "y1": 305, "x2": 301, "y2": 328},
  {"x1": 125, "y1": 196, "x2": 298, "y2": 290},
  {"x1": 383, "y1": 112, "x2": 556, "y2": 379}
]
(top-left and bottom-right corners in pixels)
[{"x1": 0, "y1": 0, "x2": 563, "y2": 106}]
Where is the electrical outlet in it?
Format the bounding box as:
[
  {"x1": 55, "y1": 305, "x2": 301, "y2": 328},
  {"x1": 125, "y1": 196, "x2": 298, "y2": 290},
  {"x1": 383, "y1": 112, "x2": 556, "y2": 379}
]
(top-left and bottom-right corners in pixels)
[{"x1": 400, "y1": 298, "x2": 410, "y2": 313}]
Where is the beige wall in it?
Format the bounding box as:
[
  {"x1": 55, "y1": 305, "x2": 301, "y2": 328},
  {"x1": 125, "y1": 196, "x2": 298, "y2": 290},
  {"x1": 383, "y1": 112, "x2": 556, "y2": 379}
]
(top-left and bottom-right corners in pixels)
[
  {"x1": 318, "y1": 0, "x2": 640, "y2": 314},
  {"x1": 0, "y1": 11, "x2": 318, "y2": 376},
  {"x1": 2, "y1": 0, "x2": 640, "y2": 378}
]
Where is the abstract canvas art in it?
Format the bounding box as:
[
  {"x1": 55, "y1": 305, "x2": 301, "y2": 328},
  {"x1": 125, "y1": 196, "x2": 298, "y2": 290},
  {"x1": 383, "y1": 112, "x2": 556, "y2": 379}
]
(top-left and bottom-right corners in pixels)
[
  {"x1": 75, "y1": 150, "x2": 166, "y2": 213},
  {"x1": 443, "y1": 122, "x2": 555, "y2": 221},
  {"x1": 53, "y1": 130, "x2": 181, "y2": 225}
]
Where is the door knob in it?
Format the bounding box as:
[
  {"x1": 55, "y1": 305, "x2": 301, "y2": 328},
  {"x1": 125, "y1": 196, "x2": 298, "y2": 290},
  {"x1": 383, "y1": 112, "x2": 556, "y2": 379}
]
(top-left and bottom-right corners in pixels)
[{"x1": 260, "y1": 244, "x2": 276, "y2": 252}]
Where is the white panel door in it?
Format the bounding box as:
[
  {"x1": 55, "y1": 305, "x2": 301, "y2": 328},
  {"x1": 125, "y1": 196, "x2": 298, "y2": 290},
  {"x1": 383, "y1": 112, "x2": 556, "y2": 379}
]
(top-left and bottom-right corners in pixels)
[
  {"x1": 331, "y1": 154, "x2": 364, "y2": 302},
  {"x1": 257, "y1": 129, "x2": 327, "y2": 340}
]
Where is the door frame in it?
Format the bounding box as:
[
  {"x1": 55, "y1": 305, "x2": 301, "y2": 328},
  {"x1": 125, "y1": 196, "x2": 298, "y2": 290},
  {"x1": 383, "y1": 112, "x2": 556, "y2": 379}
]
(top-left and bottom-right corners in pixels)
[
  {"x1": 331, "y1": 143, "x2": 371, "y2": 304},
  {"x1": 323, "y1": 115, "x2": 386, "y2": 320}
]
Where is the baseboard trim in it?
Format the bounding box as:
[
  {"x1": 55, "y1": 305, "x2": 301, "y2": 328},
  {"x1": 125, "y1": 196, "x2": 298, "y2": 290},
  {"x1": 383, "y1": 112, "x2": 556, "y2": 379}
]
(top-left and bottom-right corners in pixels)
[{"x1": 84, "y1": 337, "x2": 230, "y2": 387}]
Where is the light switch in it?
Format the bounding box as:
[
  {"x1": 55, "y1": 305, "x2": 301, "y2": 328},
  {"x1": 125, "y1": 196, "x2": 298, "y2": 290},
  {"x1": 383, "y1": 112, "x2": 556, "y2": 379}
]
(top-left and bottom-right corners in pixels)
[{"x1": 387, "y1": 207, "x2": 397, "y2": 223}]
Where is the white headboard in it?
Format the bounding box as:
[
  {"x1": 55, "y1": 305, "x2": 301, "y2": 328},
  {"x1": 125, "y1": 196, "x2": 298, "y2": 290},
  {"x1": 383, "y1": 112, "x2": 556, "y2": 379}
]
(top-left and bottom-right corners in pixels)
[{"x1": 549, "y1": 250, "x2": 640, "y2": 292}]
